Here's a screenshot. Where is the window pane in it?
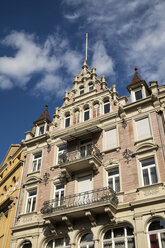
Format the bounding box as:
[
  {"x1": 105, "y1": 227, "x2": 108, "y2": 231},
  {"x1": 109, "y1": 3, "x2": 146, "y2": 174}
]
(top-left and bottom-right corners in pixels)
[
  {"x1": 114, "y1": 228, "x2": 124, "y2": 237},
  {"x1": 80, "y1": 146, "x2": 86, "y2": 157},
  {"x1": 80, "y1": 233, "x2": 93, "y2": 243},
  {"x1": 135, "y1": 90, "x2": 142, "y2": 100},
  {"x1": 150, "y1": 167, "x2": 158, "y2": 184},
  {"x1": 104, "y1": 102, "x2": 110, "y2": 114},
  {"x1": 104, "y1": 230, "x2": 111, "y2": 240},
  {"x1": 26, "y1": 199, "x2": 31, "y2": 213},
  {"x1": 161, "y1": 233, "x2": 165, "y2": 248},
  {"x1": 149, "y1": 220, "x2": 165, "y2": 231},
  {"x1": 108, "y1": 178, "x2": 113, "y2": 189},
  {"x1": 33, "y1": 161, "x2": 37, "y2": 171},
  {"x1": 55, "y1": 238, "x2": 64, "y2": 247},
  {"x1": 150, "y1": 234, "x2": 159, "y2": 248},
  {"x1": 84, "y1": 110, "x2": 89, "y2": 121},
  {"x1": 87, "y1": 144, "x2": 92, "y2": 156},
  {"x1": 143, "y1": 169, "x2": 150, "y2": 185},
  {"x1": 38, "y1": 159, "x2": 41, "y2": 170},
  {"x1": 65, "y1": 117, "x2": 70, "y2": 127},
  {"x1": 104, "y1": 243, "x2": 112, "y2": 248},
  {"x1": 32, "y1": 197, "x2": 36, "y2": 211},
  {"x1": 114, "y1": 240, "x2": 125, "y2": 248},
  {"x1": 46, "y1": 240, "x2": 53, "y2": 248},
  {"x1": 115, "y1": 177, "x2": 120, "y2": 192},
  {"x1": 34, "y1": 153, "x2": 42, "y2": 159},
  {"x1": 128, "y1": 238, "x2": 135, "y2": 248},
  {"x1": 56, "y1": 185, "x2": 64, "y2": 190},
  {"x1": 108, "y1": 169, "x2": 119, "y2": 176}
]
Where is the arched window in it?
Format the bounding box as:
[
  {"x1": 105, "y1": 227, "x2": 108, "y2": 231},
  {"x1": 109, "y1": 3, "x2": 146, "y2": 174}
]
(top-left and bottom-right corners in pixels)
[
  {"x1": 93, "y1": 103, "x2": 99, "y2": 118},
  {"x1": 21, "y1": 241, "x2": 32, "y2": 248},
  {"x1": 88, "y1": 83, "x2": 94, "y2": 92},
  {"x1": 148, "y1": 219, "x2": 165, "y2": 248},
  {"x1": 104, "y1": 99, "x2": 110, "y2": 114},
  {"x1": 103, "y1": 226, "x2": 135, "y2": 248},
  {"x1": 65, "y1": 113, "x2": 70, "y2": 128},
  {"x1": 46, "y1": 237, "x2": 70, "y2": 248},
  {"x1": 73, "y1": 110, "x2": 80, "y2": 124},
  {"x1": 80, "y1": 86, "x2": 84, "y2": 95},
  {"x1": 84, "y1": 107, "x2": 90, "y2": 121},
  {"x1": 79, "y1": 233, "x2": 94, "y2": 248}
]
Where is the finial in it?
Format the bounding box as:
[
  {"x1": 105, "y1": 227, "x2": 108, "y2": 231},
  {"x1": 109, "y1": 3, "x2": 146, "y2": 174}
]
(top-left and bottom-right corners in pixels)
[
  {"x1": 45, "y1": 104, "x2": 48, "y2": 110},
  {"x1": 85, "y1": 32, "x2": 88, "y2": 61},
  {"x1": 134, "y1": 67, "x2": 138, "y2": 72}
]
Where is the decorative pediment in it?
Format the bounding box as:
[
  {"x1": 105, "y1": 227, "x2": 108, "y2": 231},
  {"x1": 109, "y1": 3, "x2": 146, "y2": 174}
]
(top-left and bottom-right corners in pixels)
[
  {"x1": 134, "y1": 142, "x2": 158, "y2": 155},
  {"x1": 24, "y1": 175, "x2": 42, "y2": 186},
  {"x1": 104, "y1": 158, "x2": 119, "y2": 170}
]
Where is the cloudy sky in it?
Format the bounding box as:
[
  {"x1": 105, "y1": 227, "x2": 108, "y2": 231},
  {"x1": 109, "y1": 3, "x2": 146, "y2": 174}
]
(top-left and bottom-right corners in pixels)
[{"x1": 0, "y1": 0, "x2": 164, "y2": 162}]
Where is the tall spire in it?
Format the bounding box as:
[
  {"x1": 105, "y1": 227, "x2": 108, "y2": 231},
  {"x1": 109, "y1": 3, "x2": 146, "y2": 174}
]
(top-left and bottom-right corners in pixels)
[{"x1": 85, "y1": 32, "x2": 88, "y2": 61}]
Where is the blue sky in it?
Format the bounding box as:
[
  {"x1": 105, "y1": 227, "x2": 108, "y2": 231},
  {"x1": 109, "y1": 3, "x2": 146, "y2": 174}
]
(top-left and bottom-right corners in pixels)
[{"x1": 0, "y1": 0, "x2": 164, "y2": 163}]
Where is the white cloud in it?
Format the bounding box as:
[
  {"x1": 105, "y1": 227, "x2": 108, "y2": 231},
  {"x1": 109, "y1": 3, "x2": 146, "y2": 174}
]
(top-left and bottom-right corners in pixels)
[
  {"x1": 0, "y1": 31, "x2": 83, "y2": 96},
  {"x1": 63, "y1": 0, "x2": 165, "y2": 85},
  {"x1": 91, "y1": 41, "x2": 114, "y2": 76},
  {"x1": 64, "y1": 12, "x2": 80, "y2": 20}
]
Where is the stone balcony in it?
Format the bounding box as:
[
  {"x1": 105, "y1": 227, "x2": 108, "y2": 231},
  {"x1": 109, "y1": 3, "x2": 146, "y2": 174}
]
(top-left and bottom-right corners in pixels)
[
  {"x1": 41, "y1": 187, "x2": 118, "y2": 227},
  {"x1": 57, "y1": 145, "x2": 102, "y2": 174}
]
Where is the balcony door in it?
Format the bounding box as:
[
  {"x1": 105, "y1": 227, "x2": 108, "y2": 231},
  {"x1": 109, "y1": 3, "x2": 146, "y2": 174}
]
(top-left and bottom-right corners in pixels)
[{"x1": 78, "y1": 175, "x2": 92, "y2": 205}]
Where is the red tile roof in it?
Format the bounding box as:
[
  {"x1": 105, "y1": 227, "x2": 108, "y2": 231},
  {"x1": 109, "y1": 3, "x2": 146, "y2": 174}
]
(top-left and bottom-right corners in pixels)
[{"x1": 34, "y1": 104, "x2": 51, "y2": 124}]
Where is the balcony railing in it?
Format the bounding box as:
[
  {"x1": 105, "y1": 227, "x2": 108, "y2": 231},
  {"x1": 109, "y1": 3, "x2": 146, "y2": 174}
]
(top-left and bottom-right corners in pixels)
[
  {"x1": 58, "y1": 145, "x2": 102, "y2": 165},
  {"x1": 41, "y1": 187, "x2": 118, "y2": 215}
]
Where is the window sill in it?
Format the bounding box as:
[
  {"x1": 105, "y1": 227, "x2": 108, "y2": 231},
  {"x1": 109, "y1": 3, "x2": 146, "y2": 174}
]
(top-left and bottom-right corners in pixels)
[
  {"x1": 134, "y1": 137, "x2": 153, "y2": 145},
  {"x1": 137, "y1": 182, "x2": 163, "y2": 192},
  {"x1": 27, "y1": 170, "x2": 40, "y2": 177},
  {"x1": 18, "y1": 211, "x2": 37, "y2": 218},
  {"x1": 102, "y1": 146, "x2": 121, "y2": 154}
]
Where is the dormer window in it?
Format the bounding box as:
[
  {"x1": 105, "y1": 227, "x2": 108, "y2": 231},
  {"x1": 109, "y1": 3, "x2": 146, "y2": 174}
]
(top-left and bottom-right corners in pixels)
[
  {"x1": 65, "y1": 114, "x2": 70, "y2": 128},
  {"x1": 80, "y1": 86, "x2": 84, "y2": 95},
  {"x1": 88, "y1": 83, "x2": 94, "y2": 91},
  {"x1": 135, "y1": 89, "x2": 142, "y2": 101}
]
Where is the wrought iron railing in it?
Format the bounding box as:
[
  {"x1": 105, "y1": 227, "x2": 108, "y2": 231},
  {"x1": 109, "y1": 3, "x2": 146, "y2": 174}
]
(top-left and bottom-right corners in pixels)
[
  {"x1": 58, "y1": 145, "x2": 102, "y2": 165},
  {"x1": 41, "y1": 187, "x2": 118, "y2": 214}
]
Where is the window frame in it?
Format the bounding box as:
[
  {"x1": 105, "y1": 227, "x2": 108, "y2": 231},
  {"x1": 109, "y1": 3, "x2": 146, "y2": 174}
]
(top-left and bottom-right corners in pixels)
[
  {"x1": 135, "y1": 116, "x2": 152, "y2": 141},
  {"x1": 88, "y1": 83, "x2": 94, "y2": 92},
  {"x1": 65, "y1": 114, "x2": 70, "y2": 128},
  {"x1": 102, "y1": 226, "x2": 135, "y2": 248},
  {"x1": 107, "y1": 168, "x2": 120, "y2": 192},
  {"x1": 54, "y1": 184, "x2": 65, "y2": 207},
  {"x1": 32, "y1": 152, "x2": 42, "y2": 172},
  {"x1": 46, "y1": 237, "x2": 70, "y2": 248},
  {"x1": 104, "y1": 100, "x2": 110, "y2": 114},
  {"x1": 80, "y1": 86, "x2": 84, "y2": 95},
  {"x1": 140, "y1": 157, "x2": 158, "y2": 186},
  {"x1": 104, "y1": 127, "x2": 118, "y2": 151},
  {"x1": 84, "y1": 107, "x2": 90, "y2": 121},
  {"x1": 25, "y1": 188, "x2": 37, "y2": 213},
  {"x1": 147, "y1": 219, "x2": 165, "y2": 248}
]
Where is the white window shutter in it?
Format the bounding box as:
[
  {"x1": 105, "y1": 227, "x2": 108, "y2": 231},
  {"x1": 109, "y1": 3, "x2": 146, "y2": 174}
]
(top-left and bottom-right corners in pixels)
[
  {"x1": 78, "y1": 175, "x2": 92, "y2": 193},
  {"x1": 105, "y1": 128, "x2": 118, "y2": 149},
  {"x1": 136, "y1": 118, "x2": 151, "y2": 140}
]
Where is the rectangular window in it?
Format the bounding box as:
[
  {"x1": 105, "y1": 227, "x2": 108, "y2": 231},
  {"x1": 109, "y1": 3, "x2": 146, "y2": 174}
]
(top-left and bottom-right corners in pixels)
[
  {"x1": 80, "y1": 87, "x2": 84, "y2": 95},
  {"x1": 32, "y1": 153, "x2": 42, "y2": 172},
  {"x1": 108, "y1": 168, "x2": 120, "y2": 192},
  {"x1": 135, "y1": 90, "x2": 142, "y2": 101},
  {"x1": 58, "y1": 145, "x2": 67, "y2": 164},
  {"x1": 26, "y1": 189, "x2": 37, "y2": 213},
  {"x1": 141, "y1": 158, "x2": 158, "y2": 186},
  {"x1": 89, "y1": 84, "x2": 93, "y2": 91},
  {"x1": 105, "y1": 128, "x2": 118, "y2": 150},
  {"x1": 84, "y1": 108, "x2": 90, "y2": 121},
  {"x1": 80, "y1": 143, "x2": 92, "y2": 158},
  {"x1": 135, "y1": 117, "x2": 151, "y2": 140},
  {"x1": 54, "y1": 184, "x2": 64, "y2": 207},
  {"x1": 104, "y1": 101, "x2": 110, "y2": 114}
]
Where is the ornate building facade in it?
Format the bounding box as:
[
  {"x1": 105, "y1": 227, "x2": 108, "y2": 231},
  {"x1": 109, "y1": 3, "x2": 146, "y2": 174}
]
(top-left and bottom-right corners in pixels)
[
  {"x1": 0, "y1": 144, "x2": 23, "y2": 248},
  {"x1": 11, "y1": 61, "x2": 165, "y2": 248}
]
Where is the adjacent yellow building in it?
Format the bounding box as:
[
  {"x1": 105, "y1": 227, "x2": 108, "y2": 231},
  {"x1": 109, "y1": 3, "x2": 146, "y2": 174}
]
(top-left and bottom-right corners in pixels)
[{"x1": 0, "y1": 144, "x2": 23, "y2": 248}]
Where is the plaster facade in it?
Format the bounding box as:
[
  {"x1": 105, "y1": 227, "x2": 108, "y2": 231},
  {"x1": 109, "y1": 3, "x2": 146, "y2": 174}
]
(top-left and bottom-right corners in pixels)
[{"x1": 0, "y1": 144, "x2": 24, "y2": 248}]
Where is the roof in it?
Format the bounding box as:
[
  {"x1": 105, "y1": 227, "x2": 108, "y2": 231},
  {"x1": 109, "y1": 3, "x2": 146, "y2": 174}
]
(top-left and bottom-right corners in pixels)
[
  {"x1": 130, "y1": 67, "x2": 142, "y2": 85},
  {"x1": 33, "y1": 104, "x2": 51, "y2": 125}
]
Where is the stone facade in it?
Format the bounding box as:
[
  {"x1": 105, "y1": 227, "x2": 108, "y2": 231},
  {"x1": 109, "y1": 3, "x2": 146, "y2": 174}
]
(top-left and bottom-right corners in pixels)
[{"x1": 11, "y1": 62, "x2": 165, "y2": 248}]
